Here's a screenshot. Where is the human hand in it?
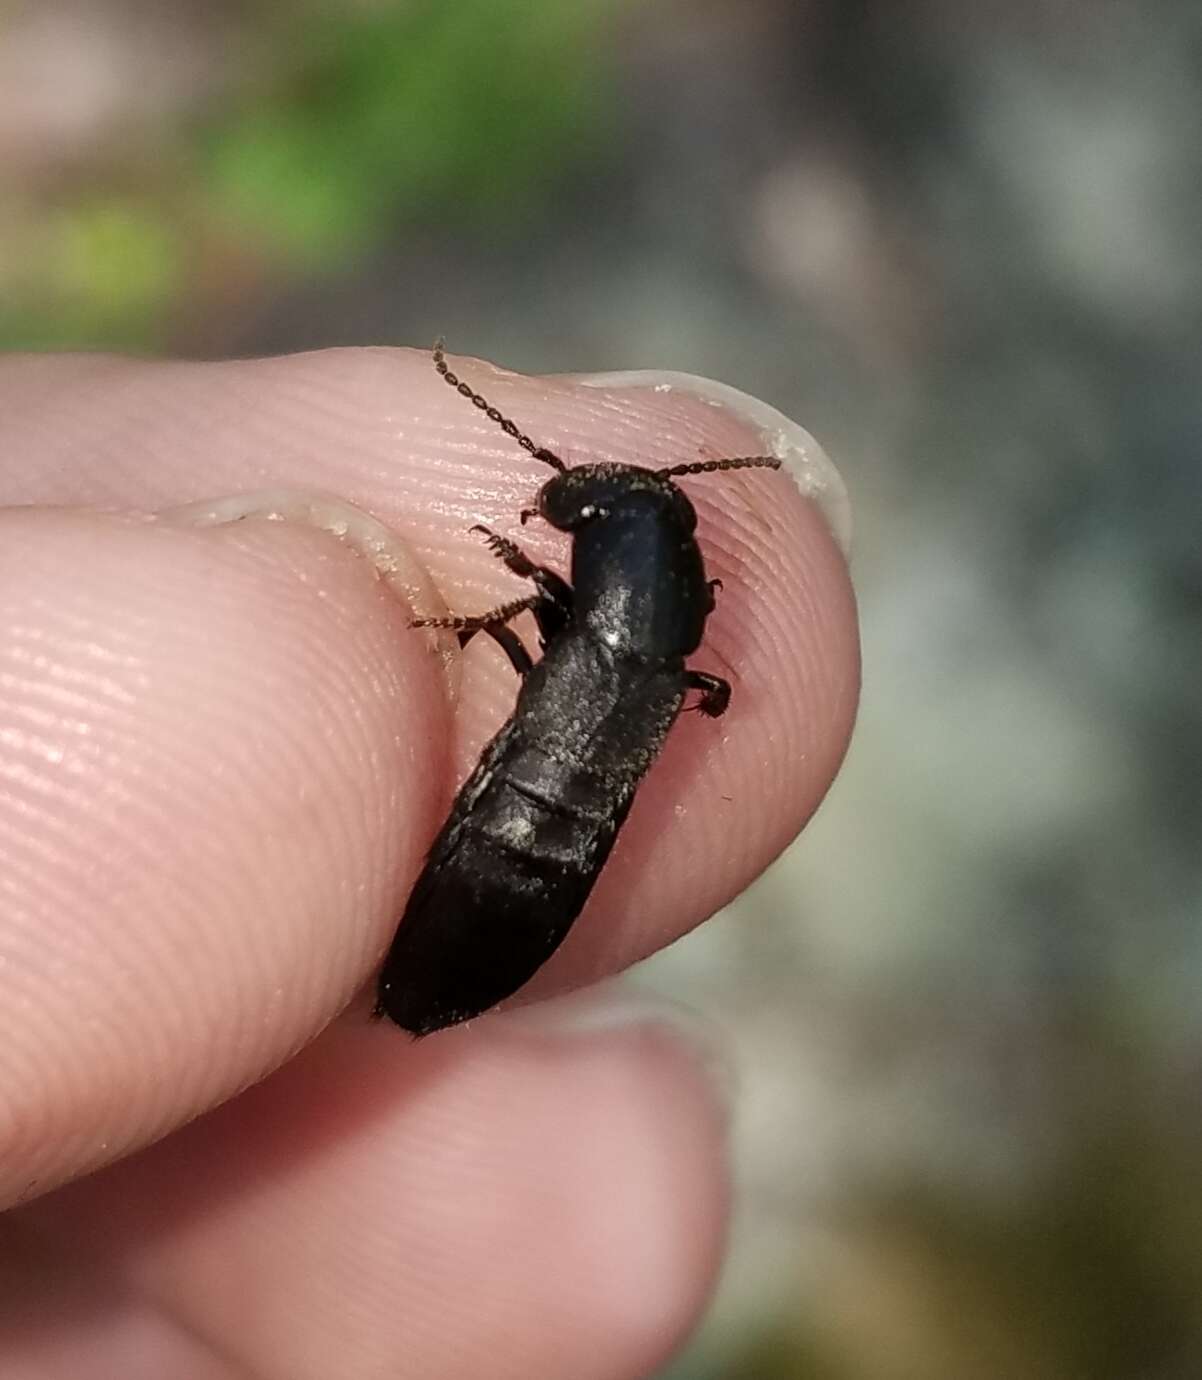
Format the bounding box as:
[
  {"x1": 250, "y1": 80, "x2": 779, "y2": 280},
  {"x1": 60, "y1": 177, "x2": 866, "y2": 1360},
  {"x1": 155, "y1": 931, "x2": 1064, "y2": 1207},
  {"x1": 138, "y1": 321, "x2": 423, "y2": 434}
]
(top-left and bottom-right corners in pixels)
[{"x1": 0, "y1": 347, "x2": 858, "y2": 1379}]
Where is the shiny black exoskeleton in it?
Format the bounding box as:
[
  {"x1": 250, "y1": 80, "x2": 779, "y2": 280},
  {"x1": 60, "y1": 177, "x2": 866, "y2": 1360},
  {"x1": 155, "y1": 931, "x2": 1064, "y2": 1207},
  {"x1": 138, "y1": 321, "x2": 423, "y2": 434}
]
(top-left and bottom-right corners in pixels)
[{"x1": 375, "y1": 344, "x2": 780, "y2": 1035}]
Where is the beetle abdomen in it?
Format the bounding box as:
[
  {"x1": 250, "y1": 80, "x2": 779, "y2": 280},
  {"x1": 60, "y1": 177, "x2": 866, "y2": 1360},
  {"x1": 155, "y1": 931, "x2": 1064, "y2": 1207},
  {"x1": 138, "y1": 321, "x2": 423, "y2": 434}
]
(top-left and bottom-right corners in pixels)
[
  {"x1": 375, "y1": 645, "x2": 688, "y2": 1035},
  {"x1": 376, "y1": 771, "x2": 619, "y2": 1036}
]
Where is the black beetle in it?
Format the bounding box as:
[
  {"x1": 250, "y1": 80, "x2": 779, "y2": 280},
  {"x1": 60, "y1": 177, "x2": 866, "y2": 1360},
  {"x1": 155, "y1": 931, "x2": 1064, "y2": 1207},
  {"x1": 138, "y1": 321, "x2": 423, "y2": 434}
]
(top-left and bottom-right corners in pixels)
[{"x1": 375, "y1": 344, "x2": 780, "y2": 1035}]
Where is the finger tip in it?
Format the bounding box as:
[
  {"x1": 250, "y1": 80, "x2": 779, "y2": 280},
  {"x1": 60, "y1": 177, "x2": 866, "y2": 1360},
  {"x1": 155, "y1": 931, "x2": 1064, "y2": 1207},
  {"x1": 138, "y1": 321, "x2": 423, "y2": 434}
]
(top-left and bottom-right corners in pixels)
[
  {"x1": 137, "y1": 1009, "x2": 732, "y2": 1379},
  {"x1": 550, "y1": 1018, "x2": 732, "y2": 1370}
]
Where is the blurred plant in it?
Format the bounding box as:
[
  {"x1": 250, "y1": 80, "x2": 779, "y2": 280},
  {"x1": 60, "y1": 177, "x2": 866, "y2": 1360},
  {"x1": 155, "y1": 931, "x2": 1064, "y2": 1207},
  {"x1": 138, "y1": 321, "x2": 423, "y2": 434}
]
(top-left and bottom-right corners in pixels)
[
  {"x1": 0, "y1": 0, "x2": 617, "y2": 350},
  {"x1": 201, "y1": 0, "x2": 613, "y2": 265}
]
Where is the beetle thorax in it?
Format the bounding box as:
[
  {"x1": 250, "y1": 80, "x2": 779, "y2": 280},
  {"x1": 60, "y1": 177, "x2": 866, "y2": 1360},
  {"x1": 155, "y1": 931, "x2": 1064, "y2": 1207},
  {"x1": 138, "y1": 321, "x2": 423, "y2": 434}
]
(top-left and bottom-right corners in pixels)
[{"x1": 567, "y1": 489, "x2": 711, "y2": 661}]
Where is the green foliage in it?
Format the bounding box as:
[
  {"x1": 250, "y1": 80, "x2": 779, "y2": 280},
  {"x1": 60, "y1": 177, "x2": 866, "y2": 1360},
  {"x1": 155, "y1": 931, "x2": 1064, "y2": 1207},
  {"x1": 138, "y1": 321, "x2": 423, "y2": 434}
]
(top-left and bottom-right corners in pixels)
[
  {"x1": 2, "y1": 0, "x2": 616, "y2": 349},
  {"x1": 3, "y1": 198, "x2": 183, "y2": 351},
  {"x1": 199, "y1": 0, "x2": 614, "y2": 267}
]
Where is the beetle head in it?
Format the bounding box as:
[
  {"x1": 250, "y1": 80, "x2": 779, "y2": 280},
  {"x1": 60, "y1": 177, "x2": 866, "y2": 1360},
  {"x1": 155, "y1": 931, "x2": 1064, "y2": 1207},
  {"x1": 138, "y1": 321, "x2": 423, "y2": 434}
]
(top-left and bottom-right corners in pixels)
[{"x1": 538, "y1": 463, "x2": 696, "y2": 534}]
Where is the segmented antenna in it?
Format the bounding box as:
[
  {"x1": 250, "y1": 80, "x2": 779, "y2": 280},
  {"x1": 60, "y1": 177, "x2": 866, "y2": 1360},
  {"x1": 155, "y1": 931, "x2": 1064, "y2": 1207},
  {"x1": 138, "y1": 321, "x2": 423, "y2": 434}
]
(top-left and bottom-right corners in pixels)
[
  {"x1": 660, "y1": 455, "x2": 782, "y2": 478},
  {"x1": 433, "y1": 340, "x2": 566, "y2": 472}
]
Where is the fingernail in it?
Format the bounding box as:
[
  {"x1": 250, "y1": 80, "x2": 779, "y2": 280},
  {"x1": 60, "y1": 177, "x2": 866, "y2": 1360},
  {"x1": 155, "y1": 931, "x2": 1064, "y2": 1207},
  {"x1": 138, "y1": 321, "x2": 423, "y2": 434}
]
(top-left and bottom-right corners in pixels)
[
  {"x1": 158, "y1": 488, "x2": 460, "y2": 693},
  {"x1": 569, "y1": 369, "x2": 852, "y2": 556}
]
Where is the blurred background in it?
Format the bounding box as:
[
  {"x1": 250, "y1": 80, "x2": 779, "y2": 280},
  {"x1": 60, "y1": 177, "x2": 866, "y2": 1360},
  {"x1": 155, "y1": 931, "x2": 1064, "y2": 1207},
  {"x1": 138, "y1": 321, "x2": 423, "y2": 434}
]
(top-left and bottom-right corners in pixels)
[{"x1": 3, "y1": 0, "x2": 1200, "y2": 1375}]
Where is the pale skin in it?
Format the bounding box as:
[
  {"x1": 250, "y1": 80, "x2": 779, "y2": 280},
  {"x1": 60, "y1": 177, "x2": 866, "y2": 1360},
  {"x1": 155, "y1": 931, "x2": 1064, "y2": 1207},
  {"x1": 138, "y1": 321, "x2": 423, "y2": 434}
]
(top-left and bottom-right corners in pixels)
[{"x1": 0, "y1": 347, "x2": 860, "y2": 1380}]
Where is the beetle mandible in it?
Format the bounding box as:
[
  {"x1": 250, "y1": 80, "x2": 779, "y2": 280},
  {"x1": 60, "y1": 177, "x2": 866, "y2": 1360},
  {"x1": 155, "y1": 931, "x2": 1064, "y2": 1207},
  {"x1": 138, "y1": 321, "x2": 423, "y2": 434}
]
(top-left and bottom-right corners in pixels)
[{"x1": 375, "y1": 343, "x2": 780, "y2": 1035}]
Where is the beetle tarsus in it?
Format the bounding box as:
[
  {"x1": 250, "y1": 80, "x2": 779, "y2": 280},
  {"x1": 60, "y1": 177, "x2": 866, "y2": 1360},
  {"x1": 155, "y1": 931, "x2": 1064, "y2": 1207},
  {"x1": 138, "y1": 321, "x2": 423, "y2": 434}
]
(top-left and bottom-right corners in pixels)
[
  {"x1": 685, "y1": 669, "x2": 731, "y2": 718},
  {"x1": 412, "y1": 594, "x2": 542, "y2": 633},
  {"x1": 471, "y1": 524, "x2": 539, "y2": 578}
]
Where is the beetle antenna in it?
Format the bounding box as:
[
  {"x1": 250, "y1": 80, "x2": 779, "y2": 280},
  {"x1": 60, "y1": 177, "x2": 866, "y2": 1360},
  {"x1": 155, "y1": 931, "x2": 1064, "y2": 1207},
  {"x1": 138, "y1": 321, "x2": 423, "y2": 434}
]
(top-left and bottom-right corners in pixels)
[
  {"x1": 433, "y1": 340, "x2": 566, "y2": 472},
  {"x1": 660, "y1": 455, "x2": 782, "y2": 478}
]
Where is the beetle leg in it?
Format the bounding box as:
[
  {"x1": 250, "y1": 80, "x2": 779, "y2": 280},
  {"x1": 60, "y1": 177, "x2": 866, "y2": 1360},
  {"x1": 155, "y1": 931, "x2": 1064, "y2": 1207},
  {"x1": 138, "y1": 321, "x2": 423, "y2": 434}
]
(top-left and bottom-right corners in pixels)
[
  {"x1": 684, "y1": 669, "x2": 731, "y2": 718},
  {"x1": 416, "y1": 589, "x2": 544, "y2": 679},
  {"x1": 413, "y1": 593, "x2": 542, "y2": 633},
  {"x1": 705, "y1": 577, "x2": 723, "y2": 614},
  {"x1": 470, "y1": 524, "x2": 543, "y2": 578},
  {"x1": 457, "y1": 622, "x2": 535, "y2": 677},
  {"x1": 470, "y1": 525, "x2": 574, "y2": 646}
]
